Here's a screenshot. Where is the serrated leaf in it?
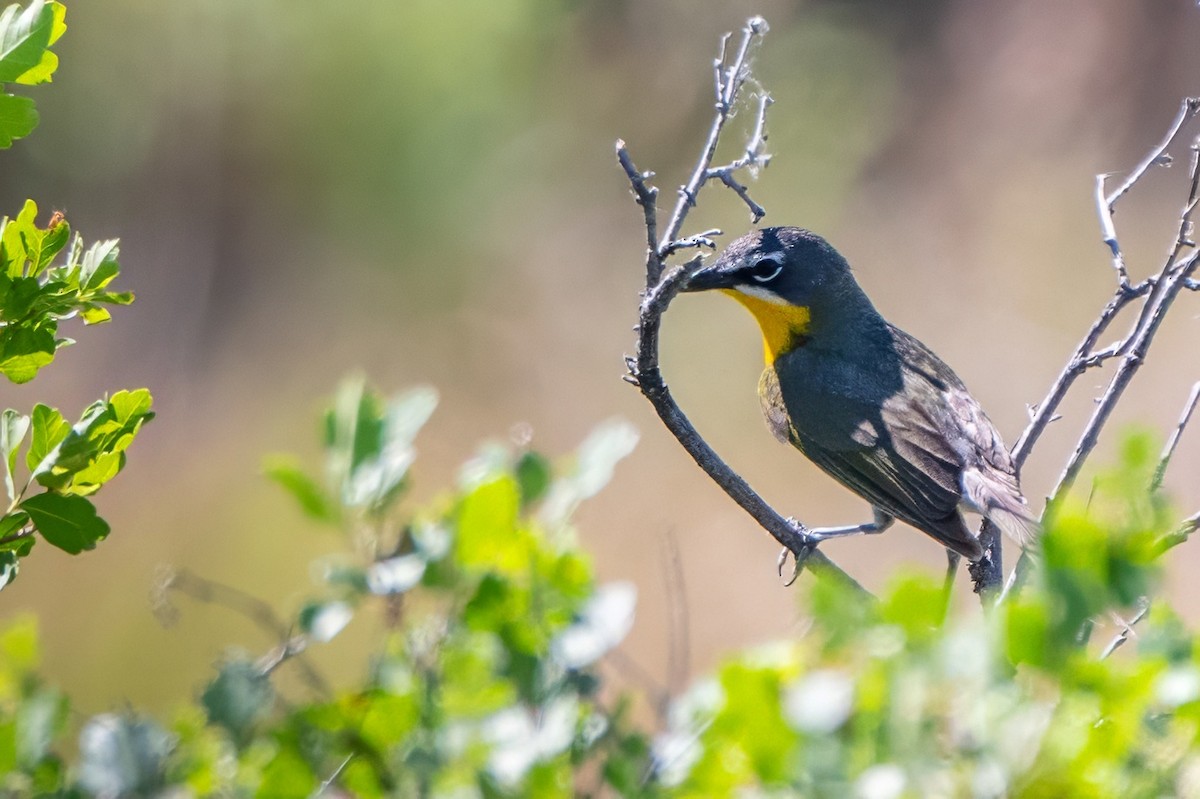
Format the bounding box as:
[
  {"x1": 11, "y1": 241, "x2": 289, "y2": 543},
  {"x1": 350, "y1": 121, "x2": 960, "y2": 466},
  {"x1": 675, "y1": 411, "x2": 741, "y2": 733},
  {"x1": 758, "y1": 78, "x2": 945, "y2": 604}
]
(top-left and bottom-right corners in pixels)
[
  {"x1": 20, "y1": 492, "x2": 109, "y2": 554},
  {"x1": 0, "y1": 1, "x2": 56, "y2": 83},
  {"x1": 0, "y1": 93, "x2": 36, "y2": 148},
  {"x1": 0, "y1": 409, "x2": 29, "y2": 501},
  {"x1": 263, "y1": 454, "x2": 338, "y2": 523}
]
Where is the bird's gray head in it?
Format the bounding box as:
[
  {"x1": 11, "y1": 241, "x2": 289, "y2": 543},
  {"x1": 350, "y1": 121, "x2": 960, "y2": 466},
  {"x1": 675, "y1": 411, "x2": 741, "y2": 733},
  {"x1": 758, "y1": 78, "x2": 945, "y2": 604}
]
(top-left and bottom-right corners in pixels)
[
  {"x1": 682, "y1": 227, "x2": 876, "y2": 363},
  {"x1": 684, "y1": 227, "x2": 852, "y2": 307}
]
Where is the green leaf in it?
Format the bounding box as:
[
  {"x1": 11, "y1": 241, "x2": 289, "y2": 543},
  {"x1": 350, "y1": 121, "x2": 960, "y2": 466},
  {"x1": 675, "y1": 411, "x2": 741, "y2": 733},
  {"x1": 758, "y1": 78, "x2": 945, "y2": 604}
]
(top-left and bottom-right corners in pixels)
[
  {"x1": 0, "y1": 614, "x2": 38, "y2": 669},
  {"x1": 0, "y1": 200, "x2": 36, "y2": 274},
  {"x1": 77, "y1": 714, "x2": 172, "y2": 797},
  {"x1": 515, "y1": 450, "x2": 551, "y2": 506},
  {"x1": 325, "y1": 376, "x2": 384, "y2": 495},
  {"x1": 0, "y1": 550, "x2": 16, "y2": 590},
  {"x1": 263, "y1": 455, "x2": 338, "y2": 523},
  {"x1": 79, "y1": 239, "x2": 119, "y2": 291},
  {"x1": 0, "y1": 322, "x2": 55, "y2": 383},
  {"x1": 30, "y1": 390, "x2": 153, "y2": 493},
  {"x1": 0, "y1": 275, "x2": 41, "y2": 317},
  {"x1": 0, "y1": 409, "x2": 29, "y2": 501},
  {"x1": 17, "y1": 687, "x2": 67, "y2": 768},
  {"x1": 20, "y1": 492, "x2": 109, "y2": 554},
  {"x1": 26, "y1": 214, "x2": 67, "y2": 277},
  {"x1": 201, "y1": 660, "x2": 273, "y2": 746},
  {"x1": 0, "y1": 510, "x2": 31, "y2": 551},
  {"x1": 0, "y1": 92, "x2": 36, "y2": 148},
  {"x1": 79, "y1": 304, "x2": 111, "y2": 324},
  {"x1": 540, "y1": 418, "x2": 638, "y2": 526},
  {"x1": 25, "y1": 403, "x2": 66, "y2": 473},
  {"x1": 325, "y1": 380, "x2": 436, "y2": 513},
  {"x1": 0, "y1": 1, "x2": 62, "y2": 83},
  {"x1": 297, "y1": 600, "x2": 353, "y2": 643},
  {"x1": 879, "y1": 573, "x2": 948, "y2": 644},
  {"x1": 456, "y1": 475, "x2": 526, "y2": 572}
]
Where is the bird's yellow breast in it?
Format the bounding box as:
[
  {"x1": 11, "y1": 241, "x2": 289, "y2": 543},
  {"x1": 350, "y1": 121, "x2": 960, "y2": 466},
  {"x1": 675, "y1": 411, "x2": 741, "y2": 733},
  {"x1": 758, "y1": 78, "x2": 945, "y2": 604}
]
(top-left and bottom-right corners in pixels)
[{"x1": 720, "y1": 289, "x2": 811, "y2": 364}]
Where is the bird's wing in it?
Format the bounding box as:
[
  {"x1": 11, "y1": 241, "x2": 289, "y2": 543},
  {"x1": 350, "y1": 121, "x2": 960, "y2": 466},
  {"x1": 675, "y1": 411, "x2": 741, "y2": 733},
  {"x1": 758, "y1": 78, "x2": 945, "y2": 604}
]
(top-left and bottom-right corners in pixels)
[
  {"x1": 886, "y1": 328, "x2": 1038, "y2": 546},
  {"x1": 794, "y1": 425, "x2": 982, "y2": 558}
]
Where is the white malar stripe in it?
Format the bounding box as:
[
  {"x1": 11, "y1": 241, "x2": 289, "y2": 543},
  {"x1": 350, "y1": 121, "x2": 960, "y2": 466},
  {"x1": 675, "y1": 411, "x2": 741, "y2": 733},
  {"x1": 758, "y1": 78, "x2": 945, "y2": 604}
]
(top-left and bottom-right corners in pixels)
[{"x1": 736, "y1": 284, "x2": 788, "y2": 304}]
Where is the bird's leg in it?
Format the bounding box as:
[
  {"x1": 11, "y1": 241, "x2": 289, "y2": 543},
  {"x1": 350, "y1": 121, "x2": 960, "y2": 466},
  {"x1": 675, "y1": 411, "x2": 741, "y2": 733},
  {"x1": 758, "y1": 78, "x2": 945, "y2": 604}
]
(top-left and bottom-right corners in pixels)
[
  {"x1": 807, "y1": 509, "x2": 894, "y2": 542},
  {"x1": 942, "y1": 549, "x2": 961, "y2": 614},
  {"x1": 777, "y1": 510, "x2": 893, "y2": 586}
]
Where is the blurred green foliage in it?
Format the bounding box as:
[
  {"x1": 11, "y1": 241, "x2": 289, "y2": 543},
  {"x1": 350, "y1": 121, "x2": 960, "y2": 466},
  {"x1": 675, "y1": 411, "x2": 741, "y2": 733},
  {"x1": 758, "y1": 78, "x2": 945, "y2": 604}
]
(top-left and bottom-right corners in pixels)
[
  {"x1": 0, "y1": 0, "x2": 63, "y2": 147},
  {"x1": 0, "y1": 0, "x2": 152, "y2": 589},
  {"x1": 4, "y1": 2, "x2": 1200, "y2": 797},
  {"x1": 2, "y1": 377, "x2": 1198, "y2": 798}
]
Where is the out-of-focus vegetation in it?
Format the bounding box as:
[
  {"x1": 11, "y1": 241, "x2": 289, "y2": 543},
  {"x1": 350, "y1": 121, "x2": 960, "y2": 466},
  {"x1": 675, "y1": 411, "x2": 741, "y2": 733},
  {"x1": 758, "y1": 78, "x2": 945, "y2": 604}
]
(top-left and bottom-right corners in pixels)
[
  {"x1": 3, "y1": 378, "x2": 1198, "y2": 797},
  {"x1": 0, "y1": 1, "x2": 152, "y2": 592},
  {"x1": 1, "y1": 2, "x2": 1200, "y2": 794}
]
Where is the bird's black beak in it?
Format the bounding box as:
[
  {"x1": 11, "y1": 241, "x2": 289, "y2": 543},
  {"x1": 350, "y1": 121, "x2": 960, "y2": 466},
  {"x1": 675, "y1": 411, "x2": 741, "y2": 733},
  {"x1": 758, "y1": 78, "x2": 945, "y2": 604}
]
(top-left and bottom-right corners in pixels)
[{"x1": 683, "y1": 262, "x2": 734, "y2": 293}]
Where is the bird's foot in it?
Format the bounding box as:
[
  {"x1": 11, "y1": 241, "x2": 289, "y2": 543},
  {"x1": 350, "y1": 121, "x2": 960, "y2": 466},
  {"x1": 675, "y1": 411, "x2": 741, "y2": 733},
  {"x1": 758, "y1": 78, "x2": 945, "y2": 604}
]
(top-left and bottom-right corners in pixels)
[{"x1": 777, "y1": 546, "x2": 803, "y2": 587}]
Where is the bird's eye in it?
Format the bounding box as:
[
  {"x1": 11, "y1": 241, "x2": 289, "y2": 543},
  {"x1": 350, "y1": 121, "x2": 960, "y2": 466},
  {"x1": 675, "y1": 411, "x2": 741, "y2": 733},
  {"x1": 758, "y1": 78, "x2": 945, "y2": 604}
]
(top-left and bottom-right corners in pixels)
[{"x1": 749, "y1": 258, "x2": 784, "y2": 283}]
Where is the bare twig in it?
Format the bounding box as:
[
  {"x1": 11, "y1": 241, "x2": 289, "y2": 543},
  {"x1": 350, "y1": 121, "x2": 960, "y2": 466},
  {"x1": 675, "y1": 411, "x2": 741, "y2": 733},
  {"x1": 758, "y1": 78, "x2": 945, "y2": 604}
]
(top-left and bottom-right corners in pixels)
[
  {"x1": 617, "y1": 19, "x2": 868, "y2": 598},
  {"x1": 1095, "y1": 173, "x2": 1130, "y2": 289},
  {"x1": 1151, "y1": 381, "x2": 1200, "y2": 493},
  {"x1": 663, "y1": 529, "x2": 691, "y2": 702},
  {"x1": 154, "y1": 566, "x2": 332, "y2": 697},
  {"x1": 1099, "y1": 598, "x2": 1152, "y2": 660},
  {"x1": 313, "y1": 755, "x2": 354, "y2": 798},
  {"x1": 1154, "y1": 510, "x2": 1200, "y2": 555},
  {"x1": 1003, "y1": 110, "x2": 1200, "y2": 602},
  {"x1": 1105, "y1": 97, "x2": 1200, "y2": 206},
  {"x1": 658, "y1": 16, "x2": 771, "y2": 252},
  {"x1": 1049, "y1": 142, "x2": 1200, "y2": 500},
  {"x1": 0, "y1": 524, "x2": 33, "y2": 550}
]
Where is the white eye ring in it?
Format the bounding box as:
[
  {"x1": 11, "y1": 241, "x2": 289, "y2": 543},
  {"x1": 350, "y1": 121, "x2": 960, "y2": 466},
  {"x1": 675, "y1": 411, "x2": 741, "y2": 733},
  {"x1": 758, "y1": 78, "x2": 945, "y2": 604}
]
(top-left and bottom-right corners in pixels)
[{"x1": 751, "y1": 264, "x2": 783, "y2": 283}]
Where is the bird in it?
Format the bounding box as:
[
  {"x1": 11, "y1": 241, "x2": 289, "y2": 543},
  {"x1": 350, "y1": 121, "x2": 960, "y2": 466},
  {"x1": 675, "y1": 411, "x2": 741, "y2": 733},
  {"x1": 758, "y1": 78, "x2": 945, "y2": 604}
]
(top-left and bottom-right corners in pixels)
[{"x1": 683, "y1": 226, "x2": 1038, "y2": 577}]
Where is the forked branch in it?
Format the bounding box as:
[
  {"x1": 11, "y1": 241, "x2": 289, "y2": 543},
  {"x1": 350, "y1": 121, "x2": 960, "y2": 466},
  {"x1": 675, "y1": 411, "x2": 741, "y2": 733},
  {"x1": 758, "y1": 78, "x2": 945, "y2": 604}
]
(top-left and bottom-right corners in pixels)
[
  {"x1": 617, "y1": 18, "x2": 867, "y2": 597},
  {"x1": 1003, "y1": 110, "x2": 1200, "y2": 601}
]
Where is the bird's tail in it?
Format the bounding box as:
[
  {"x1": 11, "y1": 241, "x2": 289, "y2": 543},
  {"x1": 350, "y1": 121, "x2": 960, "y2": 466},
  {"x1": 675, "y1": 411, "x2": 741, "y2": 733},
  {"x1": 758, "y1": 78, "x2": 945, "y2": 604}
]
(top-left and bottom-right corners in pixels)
[
  {"x1": 987, "y1": 504, "x2": 1040, "y2": 549},
  {"x1": 961, "y1": 467, "x2": 1040, "y2": 549}
]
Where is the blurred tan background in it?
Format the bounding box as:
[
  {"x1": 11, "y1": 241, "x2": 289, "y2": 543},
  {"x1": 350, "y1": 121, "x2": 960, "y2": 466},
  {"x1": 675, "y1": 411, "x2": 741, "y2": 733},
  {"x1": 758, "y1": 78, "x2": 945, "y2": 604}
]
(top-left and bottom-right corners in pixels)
[{"x1": 1, "y1": 0, "x2": 1199, "y2": 719}]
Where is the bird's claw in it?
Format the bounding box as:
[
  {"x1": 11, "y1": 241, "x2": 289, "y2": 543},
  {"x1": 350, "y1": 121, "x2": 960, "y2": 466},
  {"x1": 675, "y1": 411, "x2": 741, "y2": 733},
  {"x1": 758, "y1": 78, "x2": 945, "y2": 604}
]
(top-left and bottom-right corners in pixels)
[{"x1": 777, "y1": 546, "x2": 803, "y2": 587}]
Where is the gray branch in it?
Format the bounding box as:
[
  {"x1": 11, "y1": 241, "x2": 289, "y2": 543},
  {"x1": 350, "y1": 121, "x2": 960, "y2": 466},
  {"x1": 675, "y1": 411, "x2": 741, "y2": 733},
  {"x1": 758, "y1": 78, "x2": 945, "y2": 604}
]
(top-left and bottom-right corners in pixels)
[
  {"x1": 1003, "y1": 110, "x2": 1200, "y2": 602},
  {"x1": 617, "y1": 18, "x2": 868, "y2": 598}
]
